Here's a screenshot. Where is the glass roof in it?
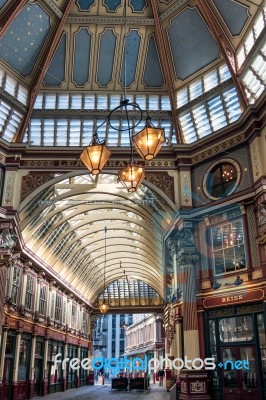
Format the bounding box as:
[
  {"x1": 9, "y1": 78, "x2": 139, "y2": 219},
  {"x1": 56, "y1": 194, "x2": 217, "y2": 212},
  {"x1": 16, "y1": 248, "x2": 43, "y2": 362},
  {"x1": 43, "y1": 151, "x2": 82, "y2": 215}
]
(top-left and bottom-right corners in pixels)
[
  {"x1": 19, "y1": 173, "x2": 175, "y2": 304},
  {"x1": 99, "y1": 278, "x2": 163, "y2": 307},
  {"x1": 0, "y1": 0, "x2": 265, "y2": 146}
]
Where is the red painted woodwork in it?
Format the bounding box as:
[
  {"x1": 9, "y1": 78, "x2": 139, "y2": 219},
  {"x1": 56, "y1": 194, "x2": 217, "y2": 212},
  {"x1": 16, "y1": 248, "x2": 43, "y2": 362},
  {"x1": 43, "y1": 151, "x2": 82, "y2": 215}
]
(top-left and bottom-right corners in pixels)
[
  {"x1": 12, "y1": 382, "x2": 28, "y2": 400},
  {"x1": 203, "y1": 289, "x2": 264, "y2": 309}
]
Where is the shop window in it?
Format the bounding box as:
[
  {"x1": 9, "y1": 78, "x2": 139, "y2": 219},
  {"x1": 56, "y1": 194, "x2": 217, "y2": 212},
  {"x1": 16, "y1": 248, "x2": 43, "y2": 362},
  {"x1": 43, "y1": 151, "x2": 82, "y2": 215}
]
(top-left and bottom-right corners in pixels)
[
  {"x1": 48, "y1": 342, "x2": 64, "y2": 385},
  {"x1": 219, "y1": 316, "x2": 253, "y2": 342},
  {"x1": 68, "y1": 346, "x2": 77, "y2": 383},
  {"x1": 11, "y1": 266, "x2": 21, "y2": 305},
  {"x1": 80, "y1": 348, "x2": 88, "y2": 381},
  {"x1": 5, "y1": 335, "x2": 15, "y2": 355},
  {"x1": 25, "y1": 275, "x2": 35, "y2": 310},
  {"x1": 18, "y1": 339, "x2": 30, "y2": 381},
  {"x1": 205, "y1": 161, "x2": 239, "y2": 199},
  {"x1": 211, "y1": 219, "x2": 246, "y2": 276},
  {"x1": 55, "y1": 294, "x2": 62, "y2": 322},
  {"x1": 35, "y1": 341, "x2": 43, "y2": 357},
  {"x1": 257, "y1": 313, "x2": 266, "y2": 386},
  {"x1": 39, "y1": 285, "x2": 46, "y2": 315}
]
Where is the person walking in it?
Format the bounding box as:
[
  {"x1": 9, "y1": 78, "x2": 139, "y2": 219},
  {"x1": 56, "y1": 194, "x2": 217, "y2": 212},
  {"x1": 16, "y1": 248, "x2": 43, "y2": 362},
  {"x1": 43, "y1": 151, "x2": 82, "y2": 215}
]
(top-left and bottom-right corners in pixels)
[{"x1": 158, "y1": 368, "x2": 164, "y2": 386}]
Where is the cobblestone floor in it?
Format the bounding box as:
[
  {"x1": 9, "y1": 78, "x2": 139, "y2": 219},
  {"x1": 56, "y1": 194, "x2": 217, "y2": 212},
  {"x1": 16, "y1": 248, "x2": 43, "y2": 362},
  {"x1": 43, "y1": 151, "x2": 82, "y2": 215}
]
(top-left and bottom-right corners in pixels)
[{"x1": 36, "y1": 383, "x2": 170, "y2": 400}]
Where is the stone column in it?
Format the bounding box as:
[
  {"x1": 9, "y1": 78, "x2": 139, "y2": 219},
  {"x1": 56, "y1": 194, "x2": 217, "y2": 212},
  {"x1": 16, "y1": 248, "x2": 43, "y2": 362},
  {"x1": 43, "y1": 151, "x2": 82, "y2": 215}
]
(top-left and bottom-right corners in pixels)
[
  {"x1": 12, "y1": 330, "x2": 22, "y2": 398},
  {"x1": 28, "y1": 334, "x2": 37, "y2": 399},
  {"x1": 173, "y1": 229, "x2": 210, "y2": 400},
  {"x1": 177, "y1": 248, "x2": 200, "y2": 361},
  {"x1": 41, "y1": 337, "x2": 49, "y2": 396},
  {"x1": 62, "y1": 341, "x2": 68, "y2": 391},
  {"x1": 0, "y1": 327, "x2": 8, "y2": 397}
]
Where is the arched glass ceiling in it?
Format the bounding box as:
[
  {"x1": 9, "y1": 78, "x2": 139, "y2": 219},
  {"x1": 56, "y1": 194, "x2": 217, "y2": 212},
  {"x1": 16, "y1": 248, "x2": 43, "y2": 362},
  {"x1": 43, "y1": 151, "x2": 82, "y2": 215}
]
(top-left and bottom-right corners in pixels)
[
  {"x1": 99, "y1": 278, "x2": 163, "y2": 307},
  {"x1": 19, "y1": 173, "x2": 175, "y2": 304}
]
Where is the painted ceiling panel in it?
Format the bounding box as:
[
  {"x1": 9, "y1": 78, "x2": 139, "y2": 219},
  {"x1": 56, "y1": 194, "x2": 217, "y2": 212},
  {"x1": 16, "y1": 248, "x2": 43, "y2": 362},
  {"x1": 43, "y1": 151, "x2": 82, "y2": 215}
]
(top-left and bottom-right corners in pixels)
[
  {"x1": 103, "y1": 0, "x2": 121, "y2": 12},
  {"x1": 76, "y1": 0, "x2": 95, "y2": 10},
  {"x1": 129, "y1": 0, "x2": 147, "y2": 12},
  {"x1": 97, "y1": 29, "x2": 117, "y2": 87},
  {"x1": 0, "y1": 0, "x2": 8, "y2": 9},
  {"x1": 0, "y1": 3, "x2": 51, "y2": 76},
  {"x1": 167, "y1": 7, "x2": 220, "y2": 80},
  {"x1": 44, "y1": 33, "x2": 66, "y2": 86},
  {"x1": 213, "y1": 0, "x2": 249, "y2": 36},
  {"x1": 143, "y1": 35, "x2": 164, "y2": 87},
  {"x1": 120, "y1": 30, "x2": 141, "y2": 87},
  {"x1": 73, "y1": 28, "x2": 91, "y2": 86}
]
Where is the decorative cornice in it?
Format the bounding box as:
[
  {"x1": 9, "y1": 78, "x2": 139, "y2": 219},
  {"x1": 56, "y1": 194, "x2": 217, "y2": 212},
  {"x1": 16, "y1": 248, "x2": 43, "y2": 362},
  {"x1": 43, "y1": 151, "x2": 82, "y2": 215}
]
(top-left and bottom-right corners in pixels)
[
  {"x1": 191, "y1": 133, "x2": 245, "y2": 164},
  {"x1": 67, "y1": 16, "x2": 154, "y2": 25},
  {"x1": 159, "y1": 0, "x2": 188, "y2": 22}
]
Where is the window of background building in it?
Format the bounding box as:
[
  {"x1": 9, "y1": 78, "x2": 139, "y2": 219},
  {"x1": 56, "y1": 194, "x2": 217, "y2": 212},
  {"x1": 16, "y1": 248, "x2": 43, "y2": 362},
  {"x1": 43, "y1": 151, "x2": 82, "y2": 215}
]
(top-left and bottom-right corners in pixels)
[
  {"x1": 211, "y1": 220, "x2": 246, "y2": 276},
  {"x1": 112, "y1": 341, "x2": 115, "y2": 354},
  {"x1": 205, "y1": 162, "x2": 238, "y2": 199},
  {"x1": 39, "y1": 285, "x2": 46, "y2": 315},
  {"x1": 120, "y1": 341, "x2": 125, "y2": 354},
  {"x1": 11, "y1": 266, "x2": 21, "y2": 305},
  {"x1": 25, "y1": 275, "x2": 34, "y2": 310}
]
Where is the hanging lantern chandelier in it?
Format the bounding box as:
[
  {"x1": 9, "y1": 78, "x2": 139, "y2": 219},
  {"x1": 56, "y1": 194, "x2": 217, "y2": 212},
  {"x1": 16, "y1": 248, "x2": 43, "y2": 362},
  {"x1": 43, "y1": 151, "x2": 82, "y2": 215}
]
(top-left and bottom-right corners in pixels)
[
  {"x1": 80, "y1": 134, "x2": 111, "y2": 175},
  {"x1": 132, "y1": 117, "x2": 166, "y2": 161},
  {"x1": 79, "y1": 2, "x2": 166, "y2": 191}
]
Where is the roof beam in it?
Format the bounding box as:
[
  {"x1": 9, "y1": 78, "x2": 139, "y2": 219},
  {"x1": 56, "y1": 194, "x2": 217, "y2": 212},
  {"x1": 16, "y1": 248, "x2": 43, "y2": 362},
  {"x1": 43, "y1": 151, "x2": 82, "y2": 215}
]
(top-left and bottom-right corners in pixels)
[
  {"x1": 150, "y1": 0, "x2": 184, "y2": 144},
  {"x1": 14, "y1": 0, "x2": 74, "y2": 143},
  {"x1": 0, "y1": 0, "x2": 27, "y2": 39},
  {"x1": 197, "y1": 0, "x2": 248, "y2": 110}
]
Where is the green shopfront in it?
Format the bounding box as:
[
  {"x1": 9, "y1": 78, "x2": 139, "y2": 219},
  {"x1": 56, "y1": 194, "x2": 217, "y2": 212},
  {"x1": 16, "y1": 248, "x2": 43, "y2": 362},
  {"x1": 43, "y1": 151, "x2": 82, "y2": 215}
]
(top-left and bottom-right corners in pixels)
[{"x1": 205, "y1": 302, "x2": 266, "y2": 400}]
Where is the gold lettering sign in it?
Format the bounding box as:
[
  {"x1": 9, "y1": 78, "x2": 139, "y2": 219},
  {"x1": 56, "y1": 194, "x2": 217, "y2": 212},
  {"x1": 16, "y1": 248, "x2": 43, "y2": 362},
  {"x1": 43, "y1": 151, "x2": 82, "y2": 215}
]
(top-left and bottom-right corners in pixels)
[
  {"x1": 203, "y1": 289, "x2": 264, "y2": 309},
  {"x1": 222, "y1": 295, "x2": 243, "y2": 303}
]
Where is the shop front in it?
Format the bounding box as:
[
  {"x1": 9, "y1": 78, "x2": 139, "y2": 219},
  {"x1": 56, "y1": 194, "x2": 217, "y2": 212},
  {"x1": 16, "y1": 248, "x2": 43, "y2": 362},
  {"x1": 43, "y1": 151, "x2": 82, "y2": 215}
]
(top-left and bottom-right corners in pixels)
[{"x1": 205, "y1": 299, "x2": 266, "y2": 400}]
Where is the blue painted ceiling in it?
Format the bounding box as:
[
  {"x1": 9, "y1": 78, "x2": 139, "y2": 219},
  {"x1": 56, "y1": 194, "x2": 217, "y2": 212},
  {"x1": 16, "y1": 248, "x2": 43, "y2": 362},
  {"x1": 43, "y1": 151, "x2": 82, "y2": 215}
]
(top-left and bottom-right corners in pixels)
[
  {"x1": 213, "y1": 0, "x2": 249, "y2": 36},
  {"x1": 0, "y1": 3, "x2": 51, "y2": 76},
  {"x1": 0, "y1": 1, "x2": 259, "y2": 100},
  {"x1": 167, "y1": 8, "x2": 220, "y2": 80}
]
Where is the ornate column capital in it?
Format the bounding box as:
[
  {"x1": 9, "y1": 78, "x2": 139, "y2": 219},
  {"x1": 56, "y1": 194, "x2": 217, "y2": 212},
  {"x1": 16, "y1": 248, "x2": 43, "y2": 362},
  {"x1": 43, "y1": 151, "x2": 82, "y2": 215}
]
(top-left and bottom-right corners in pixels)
[
  {"x1": 176, "y1": 250, "x2": 199, "y2": 267},
  {"x1": 0, "y1": 251, "x2": 20, "y2": 269},
  {"x1": 0, "y1": 229, "x2": 17, "y2": 250}
]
